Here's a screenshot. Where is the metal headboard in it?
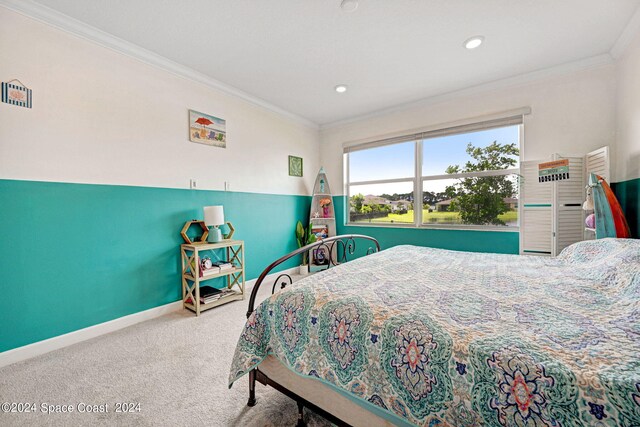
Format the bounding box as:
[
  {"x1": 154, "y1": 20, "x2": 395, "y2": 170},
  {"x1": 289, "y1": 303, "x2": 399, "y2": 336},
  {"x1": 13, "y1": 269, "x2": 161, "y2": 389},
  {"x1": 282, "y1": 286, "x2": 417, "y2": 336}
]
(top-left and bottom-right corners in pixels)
[{"x1": 246, "y1": 234, "x2": 380, "y2": 318}]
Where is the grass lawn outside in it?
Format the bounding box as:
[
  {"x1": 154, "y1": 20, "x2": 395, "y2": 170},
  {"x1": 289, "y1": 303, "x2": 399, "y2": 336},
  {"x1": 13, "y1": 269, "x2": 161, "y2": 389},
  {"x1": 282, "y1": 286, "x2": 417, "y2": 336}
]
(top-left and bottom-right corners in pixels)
[{"x1": 352, "y1": 209, "x2": 518, "y2": 226}]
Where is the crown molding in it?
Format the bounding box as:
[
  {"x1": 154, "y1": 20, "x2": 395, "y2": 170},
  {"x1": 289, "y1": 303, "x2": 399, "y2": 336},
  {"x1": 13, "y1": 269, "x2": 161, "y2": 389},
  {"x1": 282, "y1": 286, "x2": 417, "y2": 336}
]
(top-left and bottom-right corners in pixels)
[
  {"x1": 610, "y1": 4, "x2": 640, "y2": 59},
  {"x1": 320, "y1": 53, "x2": 614, "y2": 131},
  {"x1": 0, "y1": 0, "x2": 319, "y2": 130},
  {"x1": 2, "y1": 0, "x2": 629, "y2": 132}
]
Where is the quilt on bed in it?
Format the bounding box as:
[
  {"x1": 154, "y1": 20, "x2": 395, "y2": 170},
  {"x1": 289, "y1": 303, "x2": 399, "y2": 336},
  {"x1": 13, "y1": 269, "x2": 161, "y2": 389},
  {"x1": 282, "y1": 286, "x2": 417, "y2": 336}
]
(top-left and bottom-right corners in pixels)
[{"x1": 229, "y1": 238, "x2": 640, "y2": 426}]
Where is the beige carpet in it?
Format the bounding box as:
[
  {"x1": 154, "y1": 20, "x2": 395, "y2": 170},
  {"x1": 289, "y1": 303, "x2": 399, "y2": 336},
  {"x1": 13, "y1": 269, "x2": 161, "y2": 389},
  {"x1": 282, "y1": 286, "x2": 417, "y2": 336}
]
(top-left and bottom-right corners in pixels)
[{"x1": 0, "y1": 275, "x2": 331, "y2": 426}]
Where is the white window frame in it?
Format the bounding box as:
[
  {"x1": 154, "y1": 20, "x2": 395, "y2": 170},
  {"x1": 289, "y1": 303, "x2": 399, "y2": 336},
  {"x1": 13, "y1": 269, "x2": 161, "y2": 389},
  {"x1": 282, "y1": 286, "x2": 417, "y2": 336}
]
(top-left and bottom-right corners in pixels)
[{"x1": 344, "y1": 111, "x2": 528, "y2": 231}]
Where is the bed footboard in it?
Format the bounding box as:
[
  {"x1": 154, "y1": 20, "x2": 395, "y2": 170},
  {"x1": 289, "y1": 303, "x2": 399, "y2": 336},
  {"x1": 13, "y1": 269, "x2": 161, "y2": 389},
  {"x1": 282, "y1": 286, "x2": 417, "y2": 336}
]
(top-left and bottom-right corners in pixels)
[{"x1": 244, "y1": 234, "x2": 380, "y2": 424}]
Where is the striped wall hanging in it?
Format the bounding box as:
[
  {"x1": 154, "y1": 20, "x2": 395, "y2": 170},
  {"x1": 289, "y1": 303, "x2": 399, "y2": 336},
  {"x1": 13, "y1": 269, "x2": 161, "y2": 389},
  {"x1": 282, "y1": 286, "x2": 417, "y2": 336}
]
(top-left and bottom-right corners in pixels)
[{"x1": 1, "y1": 79, "x2": 32, "y2": 108}]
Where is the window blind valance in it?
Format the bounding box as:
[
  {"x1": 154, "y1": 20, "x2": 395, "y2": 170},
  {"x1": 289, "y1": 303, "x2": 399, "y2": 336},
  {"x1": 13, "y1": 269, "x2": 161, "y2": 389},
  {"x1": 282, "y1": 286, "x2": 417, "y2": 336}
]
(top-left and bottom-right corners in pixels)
[{"x1": 343, "y1": 109, "x2": 529, "y2": 153}]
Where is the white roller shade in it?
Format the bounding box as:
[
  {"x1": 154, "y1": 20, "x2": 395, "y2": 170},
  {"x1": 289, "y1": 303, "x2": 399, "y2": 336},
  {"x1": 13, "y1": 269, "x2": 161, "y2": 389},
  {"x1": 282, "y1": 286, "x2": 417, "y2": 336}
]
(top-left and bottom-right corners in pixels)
[{"x1": 343, "y1": 109, "x2": 528, "y2": 153}]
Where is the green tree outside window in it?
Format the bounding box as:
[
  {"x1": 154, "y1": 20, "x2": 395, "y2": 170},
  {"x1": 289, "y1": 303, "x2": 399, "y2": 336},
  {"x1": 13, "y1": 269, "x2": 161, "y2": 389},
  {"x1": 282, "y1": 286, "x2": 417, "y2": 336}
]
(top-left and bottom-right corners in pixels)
[{"x1": 445, "y1": 141, "x2": 519, "y2": 226}]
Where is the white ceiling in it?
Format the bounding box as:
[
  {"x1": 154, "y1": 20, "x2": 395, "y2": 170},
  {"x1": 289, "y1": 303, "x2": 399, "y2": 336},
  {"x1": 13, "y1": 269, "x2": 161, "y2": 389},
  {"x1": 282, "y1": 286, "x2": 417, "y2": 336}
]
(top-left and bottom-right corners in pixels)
[{"x1": 27, "y1": 0, "x2": 640, "y2": 125}]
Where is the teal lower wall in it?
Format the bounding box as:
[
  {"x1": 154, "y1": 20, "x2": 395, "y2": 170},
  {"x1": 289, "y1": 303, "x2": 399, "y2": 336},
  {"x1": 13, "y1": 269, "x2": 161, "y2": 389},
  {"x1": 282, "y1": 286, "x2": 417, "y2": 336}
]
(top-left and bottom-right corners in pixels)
[
  {"x1": 11, "y1": 179, "x2": 634, "y2": 354},
  {"x1": 612, "y1": 177, "x2": 639, "y2": 238},
  {"x1": 333, "y1": 197, "x2": 520, "y2": 254},
  {"x1": 0, "y1": 179, "x2": 309, "y2": 353}
]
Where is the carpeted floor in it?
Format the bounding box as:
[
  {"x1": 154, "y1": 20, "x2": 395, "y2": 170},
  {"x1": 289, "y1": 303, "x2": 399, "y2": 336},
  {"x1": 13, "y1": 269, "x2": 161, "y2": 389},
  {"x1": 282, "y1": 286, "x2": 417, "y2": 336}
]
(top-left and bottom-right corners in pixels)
[{"x1": 0, "y1": 275, "x2": 331, "y2": 426}]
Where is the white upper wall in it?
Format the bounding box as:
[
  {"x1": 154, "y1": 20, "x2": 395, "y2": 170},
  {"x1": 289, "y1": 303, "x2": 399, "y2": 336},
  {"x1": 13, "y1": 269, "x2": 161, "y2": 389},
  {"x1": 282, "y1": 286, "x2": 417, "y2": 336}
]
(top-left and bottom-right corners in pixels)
[
  {"x1": 320, "y1": 65, "x2": 617, "y2": 194},
  {"x1": 615, "y1": 26, "x2": 640, "y2": 182},
  {"x1": 0, "y1": 8, "x2": 320, "y2": 196},
  {"x1": 1, "y1": 5, "x2": 633, "y2": 195},
  {"x1": 23, "y1": 0, "x2": 640, "y2": 125}
]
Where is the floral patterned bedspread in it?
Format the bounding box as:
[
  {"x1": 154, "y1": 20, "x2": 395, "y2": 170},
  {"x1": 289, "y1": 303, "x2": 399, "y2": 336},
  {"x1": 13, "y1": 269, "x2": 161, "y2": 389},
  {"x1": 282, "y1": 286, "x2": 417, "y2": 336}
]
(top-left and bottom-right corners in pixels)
[{"x1": 229, "y1": 238, "x2": 640, "y2": 426}]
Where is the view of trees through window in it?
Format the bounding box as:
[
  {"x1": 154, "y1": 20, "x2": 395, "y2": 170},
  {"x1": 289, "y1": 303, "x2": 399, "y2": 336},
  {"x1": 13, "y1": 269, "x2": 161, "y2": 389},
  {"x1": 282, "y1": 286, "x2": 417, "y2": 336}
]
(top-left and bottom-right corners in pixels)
[{"x1": 347, "y1": 124, "x2": 520, "y2": 227}]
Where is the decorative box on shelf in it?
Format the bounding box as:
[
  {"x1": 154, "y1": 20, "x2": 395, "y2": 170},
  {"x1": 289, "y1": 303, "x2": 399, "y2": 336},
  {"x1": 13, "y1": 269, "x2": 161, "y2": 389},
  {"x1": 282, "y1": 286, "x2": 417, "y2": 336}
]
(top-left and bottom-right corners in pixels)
[{"x1": 180, "y1": 239, "x2": 245, "y2": 316}]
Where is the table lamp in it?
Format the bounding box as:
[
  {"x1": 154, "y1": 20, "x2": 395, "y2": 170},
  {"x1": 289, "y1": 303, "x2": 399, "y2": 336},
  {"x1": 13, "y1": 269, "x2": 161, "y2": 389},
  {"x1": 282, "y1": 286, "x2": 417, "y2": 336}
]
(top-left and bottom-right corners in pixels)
[{"x1": 204, "y1": 206, "x2": 224, "y2": 243}]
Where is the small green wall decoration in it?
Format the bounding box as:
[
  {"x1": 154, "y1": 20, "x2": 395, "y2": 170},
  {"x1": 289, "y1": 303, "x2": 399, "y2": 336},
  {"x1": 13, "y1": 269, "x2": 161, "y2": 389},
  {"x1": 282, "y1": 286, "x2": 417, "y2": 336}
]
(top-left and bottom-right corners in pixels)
[{"x1": 289, "y1": 155, "x2": 303, "y2": 177}]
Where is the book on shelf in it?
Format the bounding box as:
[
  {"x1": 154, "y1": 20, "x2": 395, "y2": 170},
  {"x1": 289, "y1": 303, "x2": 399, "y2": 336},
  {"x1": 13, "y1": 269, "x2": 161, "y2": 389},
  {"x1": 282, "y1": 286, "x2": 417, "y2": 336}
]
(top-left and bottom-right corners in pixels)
[
  {"x1": 202, "y1": 289, "x2": 236, "y2": 303},
  {"x1": 192, "y1": 256, "x2": 223, "y2": 278},
  {"x1": 311, "y1": 224, "x2": 329, "y2": 239},
  {"x1": 201, "y1": 265, "x2": 221, "y2": 276},
  {"x1": 212, "y1": 261, "x2": 234, "y2": 270},
  {"x1": 200, "y1": 265, "x2": 221, "y2": 277},
  {"x1": 186, "y1": 286, "x2": 237, "y2": 304},
  {"x1": 199, "y1": 285, "x2": 221, "y2": 298}
]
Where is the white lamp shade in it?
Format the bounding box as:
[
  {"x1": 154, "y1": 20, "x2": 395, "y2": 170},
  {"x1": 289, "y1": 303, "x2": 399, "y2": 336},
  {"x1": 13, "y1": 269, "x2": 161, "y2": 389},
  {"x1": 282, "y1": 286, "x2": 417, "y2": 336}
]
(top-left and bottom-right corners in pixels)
[{"x1": 203, "y1": 206, "x2": 225, "y2": 226}]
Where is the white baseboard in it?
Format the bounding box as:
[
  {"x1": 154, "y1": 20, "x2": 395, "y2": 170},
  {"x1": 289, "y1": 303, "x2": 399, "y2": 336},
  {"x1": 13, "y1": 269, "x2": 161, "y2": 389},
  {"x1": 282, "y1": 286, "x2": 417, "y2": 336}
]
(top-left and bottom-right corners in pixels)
[
  {"x1": 0, "y1": 301, "x2": 182, "y2": 369},
  {"x1": 0, "y1": 266, "x2": 300, "y2": 368}
]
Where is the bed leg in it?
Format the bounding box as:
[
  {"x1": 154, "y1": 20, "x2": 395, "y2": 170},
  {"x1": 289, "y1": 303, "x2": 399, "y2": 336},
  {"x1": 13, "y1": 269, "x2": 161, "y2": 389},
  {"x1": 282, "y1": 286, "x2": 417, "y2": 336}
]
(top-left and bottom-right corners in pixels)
[
  {"x1": 247, "y1": 369, "x2": 257, "y2": 407},
  {"x1": 296, "y1": 401, "x2": 306, "y2": 427}
]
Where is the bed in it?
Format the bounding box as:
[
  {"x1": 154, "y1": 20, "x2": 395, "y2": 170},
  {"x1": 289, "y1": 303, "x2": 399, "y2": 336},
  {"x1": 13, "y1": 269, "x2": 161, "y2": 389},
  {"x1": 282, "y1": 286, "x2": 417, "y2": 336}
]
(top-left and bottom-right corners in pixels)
[{"x1": 229, "y1": 235, "x2": 640, "y2": 426}]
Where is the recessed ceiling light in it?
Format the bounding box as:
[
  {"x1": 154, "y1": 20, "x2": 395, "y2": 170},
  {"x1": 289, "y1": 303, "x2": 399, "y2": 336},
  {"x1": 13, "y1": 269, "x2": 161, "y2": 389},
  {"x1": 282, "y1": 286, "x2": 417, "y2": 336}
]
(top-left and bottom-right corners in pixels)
[
  {"x1": 340, "y1": 0, "x2": 359, "y2": 12},
  {"x1": 464, "y1": 36, "x2": 484, "y2": 50},
  {"x1": 335, "y1": 84, "x2": 348, "y2": 93}
]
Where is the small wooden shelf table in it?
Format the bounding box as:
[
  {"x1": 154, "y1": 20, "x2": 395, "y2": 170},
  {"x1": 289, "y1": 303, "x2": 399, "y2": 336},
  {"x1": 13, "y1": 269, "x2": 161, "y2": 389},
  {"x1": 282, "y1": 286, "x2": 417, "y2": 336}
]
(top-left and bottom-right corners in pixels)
[{"x1": 180, "y1": 240, "x2": 245, "y2": 316}]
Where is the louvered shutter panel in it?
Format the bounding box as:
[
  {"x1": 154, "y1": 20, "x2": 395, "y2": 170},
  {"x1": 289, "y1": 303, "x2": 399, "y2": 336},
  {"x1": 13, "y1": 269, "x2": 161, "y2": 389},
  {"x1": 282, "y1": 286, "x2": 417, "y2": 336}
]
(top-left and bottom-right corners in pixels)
[
  {"x1": 520, "y1": 149, "x2": 607, "y2": 256},
  {"x1": 554, "y1": 156, "x2": 585, "y2": 254},
  {"x1": 520, "y1": 159, "x2": 553, "y2": 255},
  {"x1": 584, "y1": 146, "x2": 610, "y2": 240},
  {"x1": 585, "y1": 146, "x2": 610, "y2": 181}
]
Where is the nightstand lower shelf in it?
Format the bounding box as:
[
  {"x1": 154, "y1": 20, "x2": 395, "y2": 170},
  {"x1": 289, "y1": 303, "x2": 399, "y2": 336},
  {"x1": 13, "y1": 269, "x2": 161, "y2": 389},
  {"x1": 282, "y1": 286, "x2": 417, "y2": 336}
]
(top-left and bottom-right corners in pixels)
[{"x1": 184, "y1": 290, "x2": 244, "y2": 314}]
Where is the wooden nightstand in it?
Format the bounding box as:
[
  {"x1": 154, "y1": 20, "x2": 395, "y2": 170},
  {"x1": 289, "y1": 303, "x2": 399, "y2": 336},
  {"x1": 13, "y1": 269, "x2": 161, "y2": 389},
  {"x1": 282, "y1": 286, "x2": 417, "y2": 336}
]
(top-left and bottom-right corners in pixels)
[{"x1": 180, "y1": 240, "x2": 245, "y2": 316}]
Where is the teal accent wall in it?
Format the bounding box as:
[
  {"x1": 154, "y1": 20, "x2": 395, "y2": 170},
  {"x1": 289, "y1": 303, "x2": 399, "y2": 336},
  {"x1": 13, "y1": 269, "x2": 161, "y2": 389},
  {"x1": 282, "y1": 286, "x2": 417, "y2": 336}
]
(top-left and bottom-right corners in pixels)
[
  {"x1": 0, "y1": 179, "x2": 309, "y2": 353},
  {"x1": 334, "y1": 197, "x2": 519, "y2": 254},
  {"x1": 612, "y1": 177, "x2": 639, "y2": 238}
]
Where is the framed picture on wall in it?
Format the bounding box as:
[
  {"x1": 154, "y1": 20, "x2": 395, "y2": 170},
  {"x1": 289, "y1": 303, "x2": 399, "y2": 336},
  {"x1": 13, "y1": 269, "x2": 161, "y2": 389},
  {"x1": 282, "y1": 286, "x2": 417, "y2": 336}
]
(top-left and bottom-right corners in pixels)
[
  {"x1": 189, "y1": 110, "x2": 226, "y2": 148},
  {"x1": 1, "y1": 80, "x2": 32, "y2": 109},
  {"x1": 289, "y1": 155, "x2": 303, "y2": 177}
]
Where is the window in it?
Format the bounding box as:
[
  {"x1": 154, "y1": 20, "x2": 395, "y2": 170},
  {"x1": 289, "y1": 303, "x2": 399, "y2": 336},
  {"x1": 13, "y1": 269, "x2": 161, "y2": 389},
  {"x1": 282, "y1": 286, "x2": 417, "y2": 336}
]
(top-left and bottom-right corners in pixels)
[
  {"x1": 348, "y1": 140, "x2": 415, "y2": 225},
  {"x1": 345, "y1": 115, "x2": 522, "y2": 229}
]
